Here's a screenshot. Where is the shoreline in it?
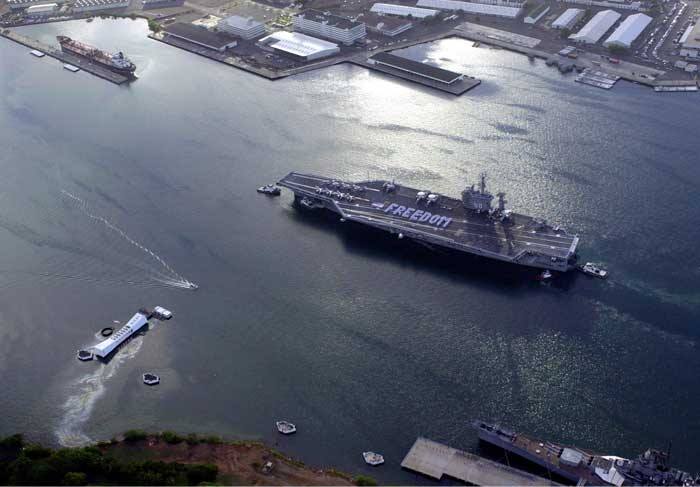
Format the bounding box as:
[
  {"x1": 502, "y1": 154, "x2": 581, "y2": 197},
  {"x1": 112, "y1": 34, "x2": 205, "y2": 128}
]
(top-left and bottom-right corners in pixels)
[
  {"x1": 3, "y1": 14, "x2": 697, "y2": 91},
  {"x1": 0, "y1": 432, "x2": 372, "y2": 486}
]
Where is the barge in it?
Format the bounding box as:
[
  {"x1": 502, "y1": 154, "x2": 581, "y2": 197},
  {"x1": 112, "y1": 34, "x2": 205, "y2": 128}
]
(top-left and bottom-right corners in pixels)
[{"x1": 277, "y1": 172, "x2": 579, "y2": 272}]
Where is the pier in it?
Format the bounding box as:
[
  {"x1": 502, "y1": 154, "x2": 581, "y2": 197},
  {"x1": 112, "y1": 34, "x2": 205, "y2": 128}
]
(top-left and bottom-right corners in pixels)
[
  {"x1": 353, "y1": 52, "x2": 480, "y2": 96},
  {"x1": 0, "y1": 28, "x2": 129, "y2": 84},
  {"x1": 401, "y1": 437, "x2": 560, "y2": 486}
]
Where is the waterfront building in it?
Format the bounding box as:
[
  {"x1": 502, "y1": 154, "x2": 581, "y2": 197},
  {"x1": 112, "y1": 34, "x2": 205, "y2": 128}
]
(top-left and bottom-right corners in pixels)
[
  {"x1": 141, "y1": 0, "x2": 184, "y2": 9},
  {"x1": 416, "y1": 0, "x2": 523, "y2": 18},
  {"x1": 603, "y1": 13, "x2": 651, "y2": 49},
  {"x1": 217, "y1": 15, "x2": 267, "y2": 39},
  {"x1": 7, "y1": 0, "x2": 64, "y2": 10},
  {"x1": 163, "y1": 23, "x2": 238, "y2": 51},
  {"x1": 72, "y1": 0, "x2": 129, "y2": 12},
  {"x1": 682, "y1": 22, "x2": 700, "y2": 53},
  {"x1": 524, "y1": 4, "x2": 549, "y2": 23},
  {"x1": 369, "y1": 3, "x2": 437, "y2": 18},
  {"x1": 258, "y1": 31, "x2": 339, "y2": 60},
  {"x1": 551, "y1": 8, "x2": 584, "y2": 29},
  {"x1": 25, "y1": 2, "x2": 58, "y2": 15},
  {"x1": 365, "y1": 14, "x2": 414, "y2": 36},
  {"x1": 293, "y1": 9, "x2": 366, "y2": 45},
  {"x1": 568, "y1": 9, "x2": 621, "y2": 44},
  {"x1": 369, "y1": 52, "x2": 464, "y2": 84}
]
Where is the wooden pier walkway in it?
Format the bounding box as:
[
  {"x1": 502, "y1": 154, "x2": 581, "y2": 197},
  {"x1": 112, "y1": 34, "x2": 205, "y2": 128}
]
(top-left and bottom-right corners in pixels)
[
  {"x1": 401, "y1": 437, "x2": 560, "y2": 486},
  {"x1": 0, "y1": 28, "x2": 129, "y2": 85}
]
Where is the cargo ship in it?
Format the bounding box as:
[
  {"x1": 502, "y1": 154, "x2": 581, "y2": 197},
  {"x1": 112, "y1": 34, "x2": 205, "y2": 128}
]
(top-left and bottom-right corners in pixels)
[
  {"x1": 473, "y1": 420, "x2": 700, "y2": 486},
  {"x1": 277, "y1": 172, "x2": 579, "y2": 272},
  {"x1": 56, "y1": 36, "x2": 136, "y2": 77}
]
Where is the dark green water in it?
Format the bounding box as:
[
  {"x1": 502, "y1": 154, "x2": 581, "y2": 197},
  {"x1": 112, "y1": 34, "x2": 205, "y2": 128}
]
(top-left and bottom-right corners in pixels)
[{"x1": 1, "y1": 17, "x2": 699, "y2": 483}]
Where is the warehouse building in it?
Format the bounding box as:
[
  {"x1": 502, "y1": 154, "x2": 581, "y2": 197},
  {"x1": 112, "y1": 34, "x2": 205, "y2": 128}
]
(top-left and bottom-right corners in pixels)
[
  {"x1": 258, "y1": 31, "x2": 340, "y2": 60},
  {"x1": 365, "y1": 14, "x2": 414, "y2": 36},
  {"x1": 293, "y1": 9, "x2": 366, "y2": 45},
  {"x1": 369, "y1": 3, "x2": 437, "y2": 18},
  {"x1": 682, "y1": 22, "x2": 700, "y2": 53},
  {"x1": 524, "y1": 4, "x2": 549, "y2": 23},
  {"x1": 551, "y1": 8, "x2": 584, "y2": 29},
  {"x1": 164, "y1": 23, "x2": 238, "y2": 51},
  {"x1": 569, "y1": 9, "x2": 621, "y2": 44},
  {"x1": 603, "y1": 13, "x2": 651, "y2": 48},
  {"x1": 141, "y1": 0, "x2": 184, "y2": 10},
  {"x1": 217, "y1": 15, "x2": 267, "y2": 39},
  {"x1": 369, "y1": 52, "x2": 464, "y2": 84},
  {"x1": 73, "y1": 0, "x2": 129, "y2": 12},
  {"x1": 7, "y1": 0, "x2": 64, "y2": 10},
  {"x1": 26, "y1": 3, "x2": 57, "y2": 15},
  {"x1": 416, "y1": 0, "x2": 523, "y2": 17}
]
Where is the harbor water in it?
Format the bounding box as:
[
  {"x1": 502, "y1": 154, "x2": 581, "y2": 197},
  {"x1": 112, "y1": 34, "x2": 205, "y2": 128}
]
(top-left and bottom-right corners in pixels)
[{"x1": 1, "y1": 18, "x2": 699, "y2": 483}]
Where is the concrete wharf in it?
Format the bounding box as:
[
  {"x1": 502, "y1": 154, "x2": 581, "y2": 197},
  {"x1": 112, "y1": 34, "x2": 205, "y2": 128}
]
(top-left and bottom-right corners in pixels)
[
  {"x1": 0, "y1": 28, "x2": 129, "y2": 84},
  {"x1": 401, "y1": 437, "x2": 560, "y2": 486},
  {"x1": 351, "y1": 56, "x2": 480, "y2": 95}
]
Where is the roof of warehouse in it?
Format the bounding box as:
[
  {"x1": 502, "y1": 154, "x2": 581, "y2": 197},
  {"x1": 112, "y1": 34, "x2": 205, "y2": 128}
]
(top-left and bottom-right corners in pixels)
[
  {"x1": 296, "y1": 9, "x2": 364, "y2": 29},
  {"x1": 370, "y1": 3, "x2": 437, "y2": 17},
  {"x1": 371, "y1": 52, "x2": 462, "y2": 83},
  {"x1": 219, "y1": 15, "x2": 264, "y2": 29},
  {"x1": 164, "y1": 22, "x2": 238, "y2": 48},
  {"x1": 260, "y1": 31, "x2": 339, "y2": 57},
  {"x1": 604, "y1": 13, "x2": 651, "y2": 46},
  {"x1": 569, "y1": 9, "x2": 621, "y2": 42},
  {"x1": 552, "y1": 8, "x2": 583, "y2": 27}
]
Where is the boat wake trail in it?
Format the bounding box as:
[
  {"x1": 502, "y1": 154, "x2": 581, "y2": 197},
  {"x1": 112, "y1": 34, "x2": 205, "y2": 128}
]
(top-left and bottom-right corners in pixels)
[
  {"x1": 55, "y1": 335, "x2": 145, "y2": 447},
  {"x1": 47, "y1": 190, "x2": 198, "y2": 290}
]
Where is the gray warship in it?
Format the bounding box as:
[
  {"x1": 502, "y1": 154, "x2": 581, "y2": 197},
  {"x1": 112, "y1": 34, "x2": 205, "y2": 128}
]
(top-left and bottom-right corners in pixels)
[
  {"x1": 474, "y1": 420, "x2": 700, "y2": 486},
  {"x1": 277, "y1": 172, "x2": 579, "y2": 272}
]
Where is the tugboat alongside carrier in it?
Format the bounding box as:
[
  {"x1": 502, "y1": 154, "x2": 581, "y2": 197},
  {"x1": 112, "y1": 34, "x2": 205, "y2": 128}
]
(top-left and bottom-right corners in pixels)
[
  {"x1": 277, "y1": 172, "x2": 580, "y2": 273},
  {"x1": 473, "y1": 420, "x2": 700, "y2": 486}
]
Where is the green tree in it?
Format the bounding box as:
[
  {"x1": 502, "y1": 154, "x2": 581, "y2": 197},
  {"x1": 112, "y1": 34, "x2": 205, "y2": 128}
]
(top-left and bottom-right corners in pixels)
[
  {"x1": 355, "y1": 475, "x2": 378, "y2": 486},
  {"x1": 186, "y1": 464, "x2": 218, "y2": 484},
  {"x1": 62, "y1": 471, "x2": 87, "y2": 486}
]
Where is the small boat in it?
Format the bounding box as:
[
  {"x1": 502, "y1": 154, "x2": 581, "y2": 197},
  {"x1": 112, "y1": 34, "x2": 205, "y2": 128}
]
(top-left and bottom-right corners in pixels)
[
  {"x1": 362, "y1": 451, "x2": 385, "y2": 466},
  {"x1": 143, "y1": 373, "x2": 160, "y2": 385},
  {"x1": 257, "y1": 184, "x2": 281, "y2": 196},
  {"x1": 276, "y1": 420, "x2": 297, "y2": 435},
  {"x1": 30, "y1": 50, "x2": 45, "y2": 57},
  {"x1": 100, "y1": 327, "x2": 114, "y2": 337},
  {"x1": 185, "y1": 281, "x2": 198, "y2": 290},
  {"x1": 77, "y1": 350, "x2": 94, "y2": 361},
  {"x1": 153, "y1": 306, "x2": 173, "y2": 320},
  {"x1": 537, "y1": 270, "x2": 553, "y2": 281},
  {"x1": 579, "y1": 262, "x2": 608, "y2": 279},
  {"x1": 63, "y1": 64, "x2": 80, "y2": 72}
]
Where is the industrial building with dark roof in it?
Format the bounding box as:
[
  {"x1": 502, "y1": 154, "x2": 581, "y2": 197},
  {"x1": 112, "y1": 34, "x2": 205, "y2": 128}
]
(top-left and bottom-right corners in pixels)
[
  {"x1": 370, "y1": 52, "x2": 463, "y2": 84},
  {"x1": 163, "y1": 23, "x2": 238, "y2": 51}
]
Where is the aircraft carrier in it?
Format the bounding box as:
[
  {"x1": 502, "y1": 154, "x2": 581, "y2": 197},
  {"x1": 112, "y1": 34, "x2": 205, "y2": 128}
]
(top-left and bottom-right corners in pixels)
[
  {"x1": 277, "y1": 172, "x2": 579, "y2": 272},
  {"x1": 474, "y1": 420, "x2": 700, "y2": 486}
]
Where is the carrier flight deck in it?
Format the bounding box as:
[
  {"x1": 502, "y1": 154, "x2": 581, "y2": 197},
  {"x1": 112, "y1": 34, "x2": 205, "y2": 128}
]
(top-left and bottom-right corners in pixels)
[{"x1": 277, "y1": 172, "x2": 579, "y2": 272}]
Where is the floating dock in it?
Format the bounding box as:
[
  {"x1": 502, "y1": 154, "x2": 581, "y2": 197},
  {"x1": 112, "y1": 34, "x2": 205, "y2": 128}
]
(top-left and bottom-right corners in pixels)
[
  {"x1": 401, "y1": 437, "x2": 560, "y2": 486},
  {"x1": 358, "y1": 52, "x2": 480, "y2": 95},
  {"x1": 575, "y1": 69, "x2": 620, "y2": 90},
  {"x1": 0, "y1": 29, "x2": 128, "y2": 84}
]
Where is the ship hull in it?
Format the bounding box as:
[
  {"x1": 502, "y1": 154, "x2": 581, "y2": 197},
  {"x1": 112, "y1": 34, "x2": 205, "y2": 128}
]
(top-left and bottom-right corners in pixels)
[
  {"x1": 59, "y1": 44, "x2": 136, "y2": 78},
  {"x1": 475, "y1": 428, "x2": 581, "y2": 483},
  {"x1": 278, "y1": 173, "x2": 579, "y2": 273}
]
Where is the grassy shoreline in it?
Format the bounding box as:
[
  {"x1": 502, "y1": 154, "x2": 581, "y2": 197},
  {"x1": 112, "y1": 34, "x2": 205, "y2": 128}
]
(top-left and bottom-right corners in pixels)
[{"x1": 0, "y1": 432, "x2": 376, "y2": 486}]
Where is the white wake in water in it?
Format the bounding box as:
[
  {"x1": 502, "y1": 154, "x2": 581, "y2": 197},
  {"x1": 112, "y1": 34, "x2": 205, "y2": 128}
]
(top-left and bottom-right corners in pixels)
[
  {"x1": 16, "y1": 190, "x2": 200, "y2": 291},
  {"x1": 55, "y1": 334, "x2": 145, "y2": 447}
]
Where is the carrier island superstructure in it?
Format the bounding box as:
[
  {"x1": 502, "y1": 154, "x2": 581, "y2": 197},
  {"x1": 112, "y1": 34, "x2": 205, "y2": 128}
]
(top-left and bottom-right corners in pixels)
[{"x1": 277, "y1": 172, "x2": 579, "y2": 272}]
